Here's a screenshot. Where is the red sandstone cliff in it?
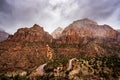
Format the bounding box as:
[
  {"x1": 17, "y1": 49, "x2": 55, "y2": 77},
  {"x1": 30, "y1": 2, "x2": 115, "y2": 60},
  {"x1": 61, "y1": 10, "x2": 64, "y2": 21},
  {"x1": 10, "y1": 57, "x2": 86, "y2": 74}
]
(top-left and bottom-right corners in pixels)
[
  {"x1": 59, "y1": 18, "x2": 117, "y2": 44},
  {"x1": 8, "y1": 24, "x2": 53, "y2": 42},
  {"x1": 0, "y1": 24, "x2": 53, "y2": 73},
  {"x1": 117, "y1": 29, "x2": 120, "y2": 42}
]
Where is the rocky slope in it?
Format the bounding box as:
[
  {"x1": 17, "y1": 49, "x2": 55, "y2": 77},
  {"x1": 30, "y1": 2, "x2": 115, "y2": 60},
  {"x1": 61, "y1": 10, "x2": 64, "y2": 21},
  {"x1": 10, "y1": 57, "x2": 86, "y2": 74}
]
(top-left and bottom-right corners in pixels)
[
  {"x1": 0, "y1": 30, "x2": 9, "y2": 42},
  {"x1": 0, "y1": 24, "x2": 53, "y2": 74},
  {"x1": 51, "y1": 27, "x2": 63, "y2": 39}
]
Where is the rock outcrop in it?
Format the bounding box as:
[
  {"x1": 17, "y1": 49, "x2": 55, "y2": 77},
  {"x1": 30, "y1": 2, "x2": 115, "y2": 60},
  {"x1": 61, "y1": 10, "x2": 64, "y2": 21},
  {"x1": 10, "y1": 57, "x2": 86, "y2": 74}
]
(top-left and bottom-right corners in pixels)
[
  {"x1": 60, "y1": 18, "x2": 117, "y2": 44},
  {"x1": 51, "y1": 27, "x2": 63, "y2": 39},
  {"x1": 8, "y1": 24, "x2": 53, "y2": 42},
  {"x1": 0, "y1": 30, "x2": 9, "y2": 42},
  {"x1": 117, "y1": 29, "x2": 120, "y2": 42}
]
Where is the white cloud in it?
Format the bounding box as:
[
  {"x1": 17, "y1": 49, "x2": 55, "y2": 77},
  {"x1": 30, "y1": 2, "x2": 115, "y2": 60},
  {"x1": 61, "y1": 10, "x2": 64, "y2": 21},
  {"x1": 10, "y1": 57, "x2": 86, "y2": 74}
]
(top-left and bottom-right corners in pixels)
[
  {"x1": 0, "y1": 0, "x2": 120, "y2": 34},
  {"x1": 49, "y1": 0, "x2": 69, "y2": 6}
]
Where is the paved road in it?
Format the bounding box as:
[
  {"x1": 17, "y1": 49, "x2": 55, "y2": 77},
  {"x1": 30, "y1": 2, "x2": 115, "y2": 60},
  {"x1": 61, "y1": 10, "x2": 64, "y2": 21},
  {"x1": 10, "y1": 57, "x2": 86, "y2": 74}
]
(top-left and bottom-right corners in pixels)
[
  {"x1": 37, "y1": 58, "x2": 77, "y2": 75},
  {"x1": 37, "y1": 63, "x2": 47, "y2": 75},
  {"x1": 67, "y1": 58, "x2": 77, "y2": 71}
]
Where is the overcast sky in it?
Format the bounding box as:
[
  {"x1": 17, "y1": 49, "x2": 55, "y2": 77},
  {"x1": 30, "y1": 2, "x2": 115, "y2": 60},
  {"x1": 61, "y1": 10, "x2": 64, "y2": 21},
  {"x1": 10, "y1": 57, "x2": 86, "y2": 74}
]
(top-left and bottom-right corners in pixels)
[{"x1": 0, "y1": 0, "x2": 120, "y2": 34}]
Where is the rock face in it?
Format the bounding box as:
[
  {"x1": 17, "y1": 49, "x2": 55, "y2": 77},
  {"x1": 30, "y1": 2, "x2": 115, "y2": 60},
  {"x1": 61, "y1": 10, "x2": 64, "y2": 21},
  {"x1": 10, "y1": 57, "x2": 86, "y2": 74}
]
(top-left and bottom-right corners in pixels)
[
  {"x1": 8, "y1": 24, "x2": 53, "y2": 42},
  {"x1": 0, "y1": 24, "x2": 53, "y2": 74},
  {"x1": 117, "y1": 29, "x2": 120, "y2": 42},
  {"x1": 0, "y1": 30, "x2": 9, "y2": 42},
  {"x1": 117, "y1": 30, "x2": 120, "y2": 32},
  {"x1": 51, "y1": 27, "x2": 63, "y2": 39},
  {"x1": 60, "y1": 18, "x2": 117, "y2": 44}
]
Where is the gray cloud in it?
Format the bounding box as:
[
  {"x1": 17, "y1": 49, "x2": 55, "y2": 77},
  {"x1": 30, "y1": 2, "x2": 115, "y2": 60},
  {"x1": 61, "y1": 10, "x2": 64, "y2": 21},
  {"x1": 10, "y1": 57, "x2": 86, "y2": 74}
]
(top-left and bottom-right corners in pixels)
[{"x1": 0, "y1": 0, "x2": 120, "y2": 34}]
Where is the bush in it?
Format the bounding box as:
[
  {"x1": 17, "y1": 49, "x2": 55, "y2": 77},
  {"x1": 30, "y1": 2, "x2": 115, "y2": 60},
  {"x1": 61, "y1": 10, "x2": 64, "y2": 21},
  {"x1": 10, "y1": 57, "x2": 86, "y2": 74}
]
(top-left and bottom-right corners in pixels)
[
  {"x1": 44, "y1": 59, "x2": 68, "y2": 72},
  {"x1": 0, "y1": 74, "x2": 28, "y2": 80}
]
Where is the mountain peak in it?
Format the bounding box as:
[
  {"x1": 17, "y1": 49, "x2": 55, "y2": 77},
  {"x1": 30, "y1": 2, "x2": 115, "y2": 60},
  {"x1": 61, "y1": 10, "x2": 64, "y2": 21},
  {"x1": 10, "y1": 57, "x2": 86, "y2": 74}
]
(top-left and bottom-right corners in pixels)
[
  {"x1": 72, "y1": 18, "x2": 98, "y2": 27},
  {"x1": 53, "y1": 27, "x2": 63, "y2": 32},
  {"x1": 31, "y1": 24, "x2": 43, "y2": 30},
  {"x1": 51, "y1": 27, "x2": 63, "y2": 39},
  {"x1": 8, "y1": 24, "x2": 53, "y2": 42},
  {"x1": 61, "y1": 18, "x2": 117, "y2": 44}
]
